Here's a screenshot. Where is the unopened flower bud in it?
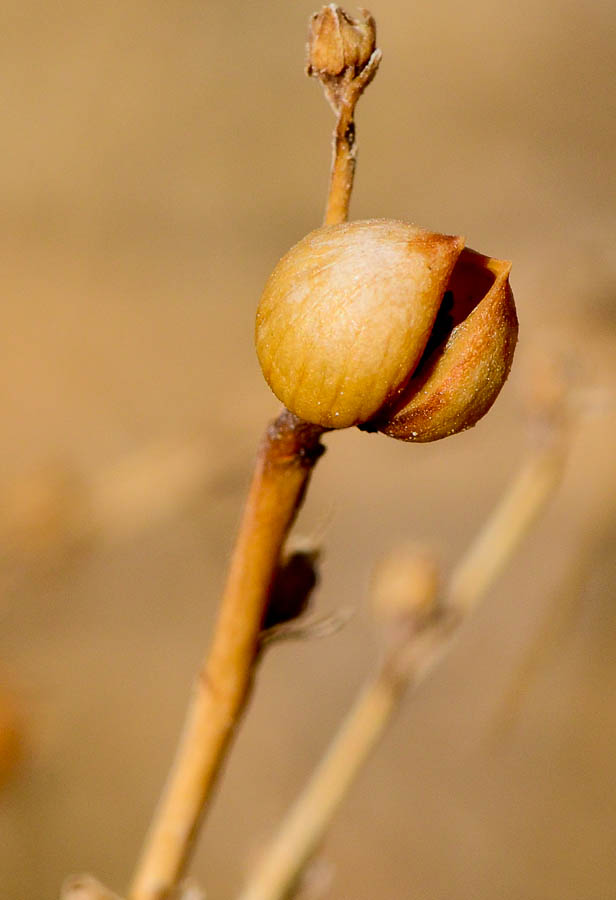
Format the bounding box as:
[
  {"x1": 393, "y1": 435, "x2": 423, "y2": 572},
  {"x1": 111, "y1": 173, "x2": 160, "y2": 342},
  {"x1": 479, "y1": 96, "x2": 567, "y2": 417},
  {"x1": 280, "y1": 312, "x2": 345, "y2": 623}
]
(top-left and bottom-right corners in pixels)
[
  {"x1": 372, "y1": 543, "x2": 439, "y2": 623},
  {"x1": 255, "y1": 219, "x2": 518, "y2": 439},
  {"x1": 307, "y1": 5, "x2": 376, "y2": 78}
]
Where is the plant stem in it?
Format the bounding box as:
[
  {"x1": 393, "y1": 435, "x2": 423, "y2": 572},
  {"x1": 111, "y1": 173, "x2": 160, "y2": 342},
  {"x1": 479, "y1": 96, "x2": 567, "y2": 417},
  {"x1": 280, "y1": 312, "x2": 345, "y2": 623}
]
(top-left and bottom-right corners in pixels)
[
  {"x1": 61, "y1": 874, "x2": 123, "y2": 900},
  {"x1": 325, "y1": 97, "x2": 357, "y2": 226},
  {"x1": 448, "y1": 439, "x2": 567, "y2": 614},
  {"x1": 237, "y1": 657, "x2": 412, "y2": 900},
  {"x1": 323, "y1": 52, "x2": 381, "y2": 226},
  {"x1": 129, "y1": 13, "x2": 381, "y2": 896},
  {"x1": 128, "y1": 411, "x2": 326, "y2": 900},
  {"x1": 237, "y1": 423, "x2": 569, "y2": 900}
]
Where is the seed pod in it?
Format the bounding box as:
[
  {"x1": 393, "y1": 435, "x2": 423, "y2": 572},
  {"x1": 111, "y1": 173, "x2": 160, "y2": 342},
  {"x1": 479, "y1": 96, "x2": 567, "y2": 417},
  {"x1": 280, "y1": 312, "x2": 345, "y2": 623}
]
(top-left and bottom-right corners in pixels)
[{"x1": 255, "y1": 219, "x2": 518, "y2": 438}]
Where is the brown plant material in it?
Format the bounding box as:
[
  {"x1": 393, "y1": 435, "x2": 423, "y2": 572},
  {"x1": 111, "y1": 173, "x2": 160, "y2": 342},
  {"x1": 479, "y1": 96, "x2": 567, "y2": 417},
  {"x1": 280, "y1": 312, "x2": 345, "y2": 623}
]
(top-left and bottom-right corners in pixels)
[
  {"x1": 129, "y1": 412, "x2": 326, "y2": 900},
  {"x1": 238, "y1": 550, "x2": 441, "y2": 900},
  {"x1": 61, "y1": 875, "x2": 124, "y2": 900},
  {"x1": 449, "y1": 351, "x2": 569, "y2": 613},
  {"x1": 123, "y1": 7, "x2": 519, "y2": 899},
  {"x1": 0, "y1": 685, "x2": 22, "y2": 788},
  {"x1": 262, "y1": 547, "x2": 320, "y2": 631},
  {"x1": 372, "y1": 542, "x2": 440, "y2": 623},
  {"x1": 256, "y1": 221, "x2": 517, "y2": 437},
  {"x1": 0, "y1": 436, "x2": 217, "y2": 573},
  {"x1": 307, "y1": 6, "x2": 381, "y2": 224},
  {"x1": 238, "y1": 379, "x2": 569, "y2": 900},
  {"x1": 307, "y1": 6, "x2": 376, "y2": 80},
  {"x1": 378, "y1": 249, "x2": 518, "y2": 442},
  {"x1": 127, "y1": 9, "x2": 377, "y2": 895},
  {"x1": 0, "y1": 464, "x2": 88, "y2": 562}
]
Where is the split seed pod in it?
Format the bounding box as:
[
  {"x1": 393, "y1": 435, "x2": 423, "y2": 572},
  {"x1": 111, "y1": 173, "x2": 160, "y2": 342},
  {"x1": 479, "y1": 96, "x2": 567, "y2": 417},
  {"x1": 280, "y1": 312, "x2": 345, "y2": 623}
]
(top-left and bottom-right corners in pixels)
[{"x1": 255, "y1": 219, "x2": 518, "y2": 440}]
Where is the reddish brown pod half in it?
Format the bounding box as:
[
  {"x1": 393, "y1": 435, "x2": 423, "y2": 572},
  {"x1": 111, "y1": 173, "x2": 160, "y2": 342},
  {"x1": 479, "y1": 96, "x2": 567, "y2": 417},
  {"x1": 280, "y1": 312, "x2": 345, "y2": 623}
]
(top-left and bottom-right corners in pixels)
[{"x1": 255, "y1": 219, "x2": 518, "y2": 440}]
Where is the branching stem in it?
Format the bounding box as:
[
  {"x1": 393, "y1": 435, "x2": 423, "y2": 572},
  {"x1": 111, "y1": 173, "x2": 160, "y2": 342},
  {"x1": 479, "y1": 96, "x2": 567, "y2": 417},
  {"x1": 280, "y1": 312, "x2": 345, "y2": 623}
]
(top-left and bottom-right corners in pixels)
[
  {"x1": 129, "y1": 12, "x2": 381, "y2": 897},
  {"x1": 237, "y1": 421, "x2": 568, "y2": 900}
]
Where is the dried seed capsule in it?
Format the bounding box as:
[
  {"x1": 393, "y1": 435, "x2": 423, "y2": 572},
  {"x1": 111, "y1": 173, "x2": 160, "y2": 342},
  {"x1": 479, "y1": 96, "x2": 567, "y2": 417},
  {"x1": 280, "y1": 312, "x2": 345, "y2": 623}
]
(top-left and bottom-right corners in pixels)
[
  {"x1": 255, "y1": 219, "x2": 518, "y2": 438},
  {"x1": 306, "y1": 6, "x2": 377, "y2": 78}
]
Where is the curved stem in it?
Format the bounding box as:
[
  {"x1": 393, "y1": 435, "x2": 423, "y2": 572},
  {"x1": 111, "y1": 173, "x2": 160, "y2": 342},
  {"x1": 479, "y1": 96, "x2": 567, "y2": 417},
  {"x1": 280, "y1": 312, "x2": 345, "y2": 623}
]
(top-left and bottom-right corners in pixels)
[{"x1": 129, "y1": 411, "x2": 326, "y2": 900}]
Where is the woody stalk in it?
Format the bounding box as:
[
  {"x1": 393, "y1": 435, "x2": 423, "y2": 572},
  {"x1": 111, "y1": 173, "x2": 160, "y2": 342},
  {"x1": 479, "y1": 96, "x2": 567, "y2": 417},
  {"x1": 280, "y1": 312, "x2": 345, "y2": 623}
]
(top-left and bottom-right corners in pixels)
[{"x1": 123, "y1": 7, "x2": 518, "y2": 899}]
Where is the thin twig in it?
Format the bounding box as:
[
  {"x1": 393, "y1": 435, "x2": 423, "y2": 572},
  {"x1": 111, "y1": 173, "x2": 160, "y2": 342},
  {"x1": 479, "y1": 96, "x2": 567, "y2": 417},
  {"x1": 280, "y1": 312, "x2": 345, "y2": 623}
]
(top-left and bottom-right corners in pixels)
[
  {"x1": 61, "y1": 875, "x2": 124, "y2": 900},
  {"x1": 306, "y1": 6, "x2": 381, "y2": 226},
  {"x1": 448, "y1": 444, "x2": 567, "y2": 615},
  {"x1": 237, "y1": 552, "x2": 441, "y2": 900},
  {"x1": 128, "y1": 412, "x2": 326, "y2": 900},
  {"x1": 236, "y1": 667, "x2": 415, "y2": 900},
  {"x1": 449, "y1": 348, "x2": 571, "y2": 616},
  {"x1": 0, "y1": 435, "x2": 215, "y2": 564},
  {"x1": 324, "y1": 53, "x2": 381, "y2": 225},
  {"x1": 0, "y1": 684, "x2": 21, "y2": 788},
  {"x1": 128, "y1": 12, "x2": 383, "y2": 893}
]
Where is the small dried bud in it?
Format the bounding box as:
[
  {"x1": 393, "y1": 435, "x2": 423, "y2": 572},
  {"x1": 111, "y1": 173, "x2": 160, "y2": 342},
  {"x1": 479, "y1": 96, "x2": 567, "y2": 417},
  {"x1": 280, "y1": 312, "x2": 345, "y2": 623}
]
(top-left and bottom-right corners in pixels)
[
  {"x1": 307, "y1": 5, "x2": 376, "y2": 78},
  {"x1": 372, "y1": 544, "x2": 439, "y2": 624},
  {"x1": 255, "y1": 219, "x2": 518, "y2": 439}
]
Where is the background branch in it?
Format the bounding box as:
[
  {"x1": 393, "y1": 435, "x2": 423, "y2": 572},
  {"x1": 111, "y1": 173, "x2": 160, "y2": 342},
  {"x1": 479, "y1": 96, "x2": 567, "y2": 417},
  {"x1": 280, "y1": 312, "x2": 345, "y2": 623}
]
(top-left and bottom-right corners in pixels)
[{"x1": 237, "y1": 363, "x2": 571, "y2": 900}]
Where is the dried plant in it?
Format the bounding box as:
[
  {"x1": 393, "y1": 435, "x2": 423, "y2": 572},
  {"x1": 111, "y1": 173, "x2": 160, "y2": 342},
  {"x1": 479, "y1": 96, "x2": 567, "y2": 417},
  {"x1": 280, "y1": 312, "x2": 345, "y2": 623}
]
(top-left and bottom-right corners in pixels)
[
  {"x1": 55, "y1": 7, "x2": 577, "y2": 900},
  {"x1": 122, "y1": 7, "x2": 519, "y2": 898}
]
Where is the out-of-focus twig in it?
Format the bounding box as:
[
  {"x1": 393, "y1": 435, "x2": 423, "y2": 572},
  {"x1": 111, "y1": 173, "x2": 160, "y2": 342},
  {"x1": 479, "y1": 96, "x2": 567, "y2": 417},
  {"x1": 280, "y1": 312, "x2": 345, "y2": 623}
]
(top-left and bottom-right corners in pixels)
[
  {"x1": 0, "y1": 435, "x2": 216, "y2": 565},
  {"x1": 237, "y1": 549, "x2": 441, "y2": 900},
  {"x1": 238, "y1": 354, "x2": 573, "y2": 900},
  {"x1": 491, "y1": 494, "x2": 616, "y2": 743},
  {"x1": 449, "y1": 349, "x2": 572, "y2": 616},
  {"x1": 448, "y1": 445, "x2": 566, "y2": 614},
  {"x1": 0, "y1": 684, "x2": 22, "y2": 788},
  {"x1": 60, "y1": 874, "x2": 206, "y2": 900},
  {"x1": 306, "y1": 6, "x2": 381, "y2": 225},
  {"x1": 60, "y1": 875, "x2": 125, "y2": 900},
  {"x1": 88, "y1": 436, "x2": 215, "y2": 544},
  {"x1": 129, "y1": 413, "x2": 326, "y2": 900}
]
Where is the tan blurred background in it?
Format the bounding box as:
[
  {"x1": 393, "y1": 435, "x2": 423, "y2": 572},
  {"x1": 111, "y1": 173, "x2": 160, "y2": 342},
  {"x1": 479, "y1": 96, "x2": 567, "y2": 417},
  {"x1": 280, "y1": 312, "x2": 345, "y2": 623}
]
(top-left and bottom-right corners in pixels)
[{"x1": 1, "y1": 0, "x2": 616, "y2": 897}]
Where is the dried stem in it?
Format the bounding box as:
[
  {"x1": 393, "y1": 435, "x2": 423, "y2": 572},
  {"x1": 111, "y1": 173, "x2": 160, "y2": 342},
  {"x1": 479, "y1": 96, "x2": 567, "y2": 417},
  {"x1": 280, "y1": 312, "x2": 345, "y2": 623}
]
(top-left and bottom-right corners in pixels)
[
  {"x1": 325, "y1": 94, "x2": 357, "y2": 225},
  {"x1": 61, "y1": 875, "x2": 124, "y2": 900},
  {"x1": 0, "y1": 436, "x2": 215, "y2": 566},
  {"x1": 238, "y1": 413, "x2": 569, "y2": 900},
  {"x1": 306, "y1": 6, "x2": 381, "y2": 225},
  {"x1": 237, "y1": 556, "x2": 440, "y2": 900},
  {"x1": 128, "y1": 8, "x2": 383, "y2": 894},
  {"x1": 324, "y1": 54, "x2": 381, "y2": 225},
  {"x1": 129, "y1": 411, "x2": 326, "y2": 900},
  {"x1": 448, "y1": 443, "x2": 567, "y2": 614},
  {"x1": 237, "y1": 681, "x2": 407, "y2": 900}
]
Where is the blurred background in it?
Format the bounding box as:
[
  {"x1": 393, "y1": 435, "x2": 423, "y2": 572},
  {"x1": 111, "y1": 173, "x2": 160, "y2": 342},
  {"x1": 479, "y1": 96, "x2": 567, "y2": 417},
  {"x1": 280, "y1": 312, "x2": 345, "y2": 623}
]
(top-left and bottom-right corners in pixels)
[{"x1": 1, "y1": 0, "x2": 615, "y2": 897}]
